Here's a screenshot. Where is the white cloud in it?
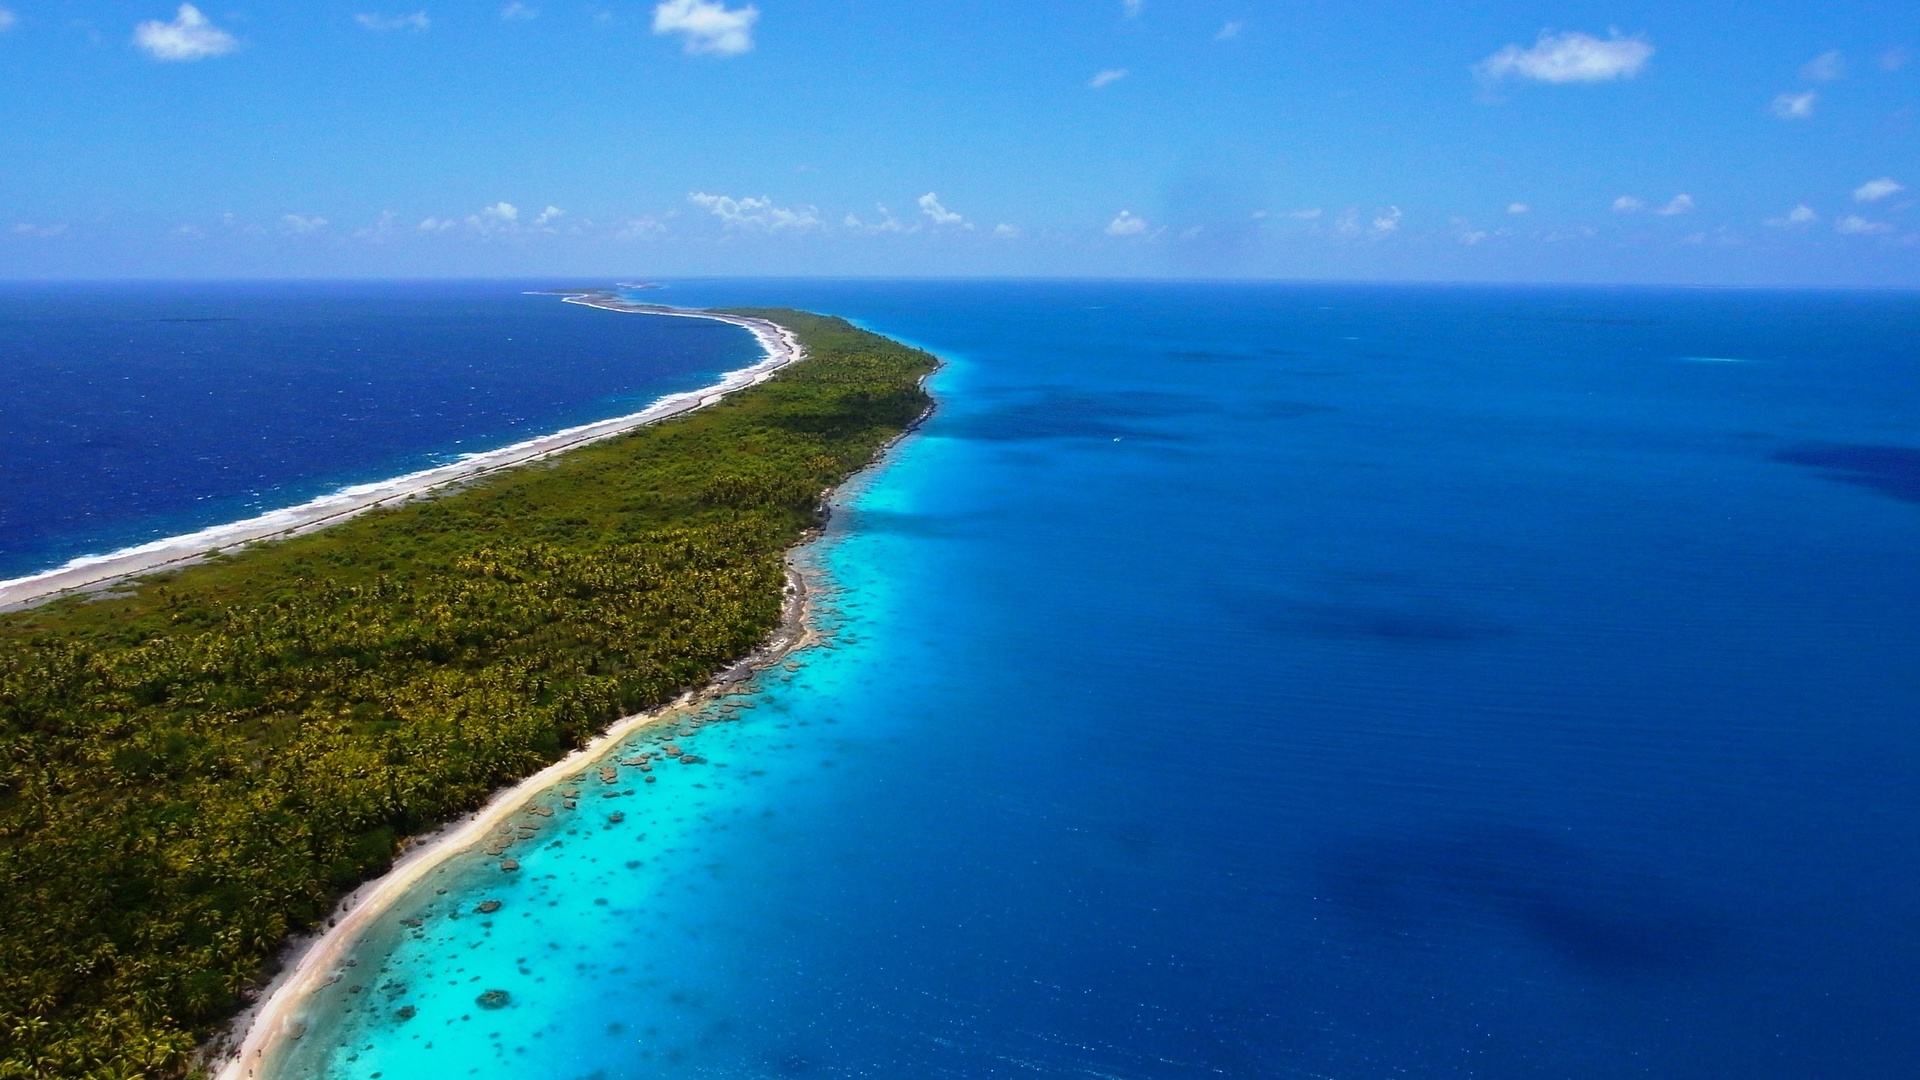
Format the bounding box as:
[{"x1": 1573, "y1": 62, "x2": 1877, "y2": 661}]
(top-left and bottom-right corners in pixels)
[
  {"x1": 1771, "y1": 91, "x2": 1816, "y2": 119},
  {"x1": 1836, "y1": 214, "x2": 1891, "y2": 235},
  {"x1": 918, "y1": 193, "x2": 963, "y2": 226},
  {"x1": 11, "y1": 222, "x2": 68, "y2": 238},
  {"x1": 993, "y1": 223, "x2": 1020, "y2": 238},
  {"x1": 1612, "y1": 195, "x2": 1645, "y2": 214},
  {"x1": 1106, "y1": 210, "x2": 1148, "y2": 235},
  {"x1": 481, "y1": 202, "x2": 518, "y2": 222},
  {"x1": 351, "y1": 211, "x2": 401, "y2": 239},
  {"x1": 1122, "y1": 0, "x2": 1144, "y2": 17},
  {"x1": 1215, "y1": 21, "x2": 1241, "y2": 40},
  {"x1": 614, "y1": 216, "x2": 667, "y2": 240},
  {"x1": 1507, "y1": 202, "x2": 1530, "y2": 215},
  {"x1": 418, "y1": 216, "x2": 457, "y2": 232},
  {"x1": 533, "y1": 205, "x2": 564, "y2": 226},
  {"x1": 688, "y1": 192, "x2": 821, "y2": 231},
  {"x1": 134, "y1": 5, "x2": 238, "y2": 61},
  {"x1": 1285, "y1": 208, "x2": 1322, "y2": 219},
  {"x1": 1477, "y1": 30, "x2": 1652, "y2": 84},
  {"x1": 1800, "y1": 50, "x2": 1844, "y2": 81},
  {"x1": 356, "y1": 12, "x2": 430, "y2": 31},
  {"x1": 1089, "y1": 68, "x2": 1128, "y2": 89},
  {"x1": 1334, "y1": 207, "x2": 1401, "y2": 238},
  {"x1": 652, "y1": 0, "x2": 757, "y2": 56},
  {"x1": 1854, "y1": 177, "x2": 1904, "y2": 202},
  {"x1": 0, "y1": 9, "x2": 17, "y2": 33},
  {"x1": 1765, "y1": 205, "x2": 1818, "y2": 227},
  {"x1": 280, "y1": 214, "x2": 328, "y2": 234},
  {"x1": 501, "y1": 2, "x2": 538, "y2": 19},
  {"x1": 1655, "y1": 194, "x2": 1694, "y2": 216},
  {"x1": 845, "y1": 205, "x2": 907, "y2": 233}
]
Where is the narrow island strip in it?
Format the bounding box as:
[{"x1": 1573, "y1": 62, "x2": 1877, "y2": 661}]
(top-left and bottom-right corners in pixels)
[
  {"x1": 0, "y1": 309, "x2": 939, "y2": 1079},
  {"x1": 0, "y1": 299, "x2": 800, "y2": 613}
]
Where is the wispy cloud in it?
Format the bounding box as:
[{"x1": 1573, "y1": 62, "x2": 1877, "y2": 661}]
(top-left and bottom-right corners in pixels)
[
  {"x1": 11, "y1": 222, "x2": 67, "y2": 238},
  {"x1": 1215, "y1": 21, "x2": 1242, "y2": 41},
  {"x1": 918, "y1": 193, "x2": 964, "y2": 226},
  {"x1": 844, "y1": 204, "x2": 907, "y2": 233},
  {"x1": 1106, "y1": 210, "x2": 1148, "y2": 236},
  {"x1": 1655, "y1": 194, "x2": 1694, "y2": 216},
  {"x1": 688, "y1": 192, "x2": 821, "y2": 231},
  {"x1": 1882, "y1": 48, "x2": 1910, "y2": 72},
  {"x1": 501, "y1": 2, "x2": 538, "y2": 19},
  {"x1": 134, "y1": 4, "x2": 238, "y2": 61},
  {"x1": 1765, "y1": 205, "x2": 1817, "y2": 228},
  {"x1": 993, "y1": 223, "x2": 1020, "y2": 238},
  {"x1": 615, "y1": 216, "x2": 667, "y2": 240},
  {"x1": 280, "y1": 214, "x2": 328, "y2": 234},
  {"x1": 1507, "y1": 202, "x2": 1530, "y2": 215},
  {"x1": 1854, "y1": 177, "x2": 1904, "y2": 202},
  {"x1": 1799, "y1": 50, "x2": 1844, "y2": 81},
  {"x1": 1334, "y1": 206, "x2": 1401, "y2": 238},
  {"x1": 1612, "y1": 195, "x2": 1645, "y2": 214},
  {"x1": 1122, "y1": 0, "x2": 1144, "y2": 18},
  {"x1": 1089, "y1": 68, "x2": 1128, "y2": 89},
  {"x1": 0, "y1": 9, "x2": 17, "y2": 33},
  {"x1": 1836, "y1": 214, "x2": 1891, "y2": 235},
  {"x1": 356, "y1": 12, "x2": 430, "y2": 31},
  {"x1": 1477, "y1": 30, "x2": 1652, "y2": 84},
  {"x1": 1285, "y1": 208, "x2": 1322, "y2": 220},
  {"x1": 1771, "y1": 91, "x2": 1816, "y2": 119},
  {"x1": 532, "y1": 205, "x2": 564, "y2": 226},
  {"x1": 652, "y1": 0, "x2": 757, "y2": 56}
]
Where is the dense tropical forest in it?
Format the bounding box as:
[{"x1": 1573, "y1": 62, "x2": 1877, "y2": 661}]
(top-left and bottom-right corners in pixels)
[{"x1": 0, "y1": 311, "x2": 936, "y2": 1078}]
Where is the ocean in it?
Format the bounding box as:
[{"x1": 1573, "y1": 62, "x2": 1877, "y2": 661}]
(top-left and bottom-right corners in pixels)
[
  {"x1": 13, "y1": 281, "x2": 1920, "y2": 1078},
  {"x1": 0, "y1": 282, "x2": 762, "y2": 581}
]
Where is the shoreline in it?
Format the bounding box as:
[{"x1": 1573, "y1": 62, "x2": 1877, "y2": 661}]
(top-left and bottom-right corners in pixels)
[
  {"x1": 209, "y1": 362, "x2": 940, "y2": 1080},
  {"x1": 207, "y1": 552, "x2": 823, "y2": 1080},
  {"x1": 0, "y1": 299, "x2": 801, "y2": 613}
]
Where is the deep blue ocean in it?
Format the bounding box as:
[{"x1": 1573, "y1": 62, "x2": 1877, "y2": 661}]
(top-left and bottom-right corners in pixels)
[
  {"x1": 11, "y1": 282, "x2": 1920, "y2": 1078},
  {"x1": 0, "y1": 282, "x2": 762, "y2": 580}
]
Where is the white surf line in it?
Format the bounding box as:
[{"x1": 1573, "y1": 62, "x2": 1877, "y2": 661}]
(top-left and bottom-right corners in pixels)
[{"x1": 0, "y1": 303, "x2": 804, "y2": 612}]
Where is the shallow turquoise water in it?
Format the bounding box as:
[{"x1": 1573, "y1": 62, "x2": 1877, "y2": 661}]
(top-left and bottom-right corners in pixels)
[{"x1": 269, "y1": 281, "x2": 1920, "y2": 1078}]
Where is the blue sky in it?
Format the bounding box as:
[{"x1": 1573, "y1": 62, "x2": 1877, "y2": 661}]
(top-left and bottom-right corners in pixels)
[{"x1": 1, "y1": 1, "x2": 1916, "y2": 283}]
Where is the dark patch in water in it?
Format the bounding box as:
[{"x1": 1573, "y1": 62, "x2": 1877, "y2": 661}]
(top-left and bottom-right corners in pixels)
[
  {"x1": 1167, "y1": 348, "x2": 1256, "y2": 362},
  {"x1": 836, "y1": 509, "x2": 965, "y2": 539},
  {"x1": 1774, "y1": 443, "x2": 1920, "y2": 503},
  {"x1": 1241, "y1": 400, "x2": 1336, "y2": 421},
  {"x1": 940, "y1": 389, "x2": 1197, "y2": 442},
  {"x1": 1296, "y1": 602, "x2": 1504, "y2": 643},
  {"x1": 1317, "y1": 825, "x2": 1721, "y2": 974},
  {"x1": 769, "y1": 1051, "x2": 814, "y2": 1075},
  {"x1": 1222, "y1": 588, "x2": 1506, "y2": 645}
]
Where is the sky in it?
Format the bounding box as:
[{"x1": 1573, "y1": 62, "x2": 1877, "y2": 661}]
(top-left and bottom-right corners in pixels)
[{"x1": 1, "y1": 1, "x2": 1917, "y2": 284}]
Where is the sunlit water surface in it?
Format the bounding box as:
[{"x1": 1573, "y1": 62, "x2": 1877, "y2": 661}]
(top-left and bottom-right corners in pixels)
[{"x1": 101, "y1": 282, "x2": 1920, "y2": 1079}]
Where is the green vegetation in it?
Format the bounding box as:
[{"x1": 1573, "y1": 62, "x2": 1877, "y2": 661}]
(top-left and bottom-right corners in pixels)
[{"x1": 0, "y1": 311, "x2": 935, "y2": 1078}]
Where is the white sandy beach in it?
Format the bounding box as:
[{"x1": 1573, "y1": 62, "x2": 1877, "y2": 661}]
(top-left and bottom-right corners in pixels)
[
  {"x1": 208, "y1": 561, "x2": 820, "y2": 1080},
  {"x1": 0, "y1": 300, "x2": 802, "y2": 613},
  {"x1": 176, "y1": 300, "x2": 807, "y2": 1079}
]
